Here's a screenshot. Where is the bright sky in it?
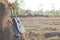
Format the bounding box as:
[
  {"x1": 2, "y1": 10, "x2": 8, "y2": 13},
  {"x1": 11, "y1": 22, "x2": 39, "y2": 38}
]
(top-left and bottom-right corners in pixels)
[{"x1": 9, "y1": 0, "x2": 60, "y2": 12}]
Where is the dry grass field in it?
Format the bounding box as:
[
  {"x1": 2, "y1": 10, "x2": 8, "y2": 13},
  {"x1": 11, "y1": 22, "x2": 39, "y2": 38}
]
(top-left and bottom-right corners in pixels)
[{"x1": 20, "y1": 16, "x2": 60, "y2": 40}]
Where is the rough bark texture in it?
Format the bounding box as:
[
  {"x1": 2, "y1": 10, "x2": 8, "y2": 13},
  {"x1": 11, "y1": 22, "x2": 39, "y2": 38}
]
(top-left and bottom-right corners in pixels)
[
  {"x1": 0, "y1": 0, "x2": 24, "y2": 40},
  {"x1": 0, "y1": 0, "x2": 14, "y2": 40}
]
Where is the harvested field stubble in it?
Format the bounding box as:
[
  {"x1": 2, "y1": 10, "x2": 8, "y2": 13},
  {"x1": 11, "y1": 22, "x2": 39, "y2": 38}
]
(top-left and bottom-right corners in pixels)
[{"x1": 20, "y1": 17, "x2": 60, "y2": 40}]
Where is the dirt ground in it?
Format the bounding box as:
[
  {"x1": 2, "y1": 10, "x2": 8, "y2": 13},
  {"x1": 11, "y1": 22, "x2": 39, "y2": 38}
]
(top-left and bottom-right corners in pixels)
[
  {"x1": 20, "y1": 17, "x2": 60, "y2": 40},
  {"x1": 1, "y1": 16, "x2": 60, "y2": 40}
]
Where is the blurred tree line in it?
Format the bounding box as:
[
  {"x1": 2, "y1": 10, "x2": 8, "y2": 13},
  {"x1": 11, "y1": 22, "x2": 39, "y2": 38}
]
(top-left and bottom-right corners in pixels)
[
  {"x1": 20, "y1": 9, "x2": 60, "y2": 16},
  {"x1": 14, "y1": 0, "x2": 60, "y2": 16}
]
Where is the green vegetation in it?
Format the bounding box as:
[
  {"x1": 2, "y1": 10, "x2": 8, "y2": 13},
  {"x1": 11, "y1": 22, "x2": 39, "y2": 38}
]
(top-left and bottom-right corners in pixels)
[
  {"x1": 12, "y1": 0, "x2": 60, "y2": 16},
  {"x1": 14, "y1": 0, "x2": 23, "y2": 14}
]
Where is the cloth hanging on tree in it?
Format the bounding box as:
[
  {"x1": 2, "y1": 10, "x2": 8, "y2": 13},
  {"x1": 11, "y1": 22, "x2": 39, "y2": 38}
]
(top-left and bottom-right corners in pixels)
[{"x1": 12, "y1": 17, "x2": 25, "y2": 37}]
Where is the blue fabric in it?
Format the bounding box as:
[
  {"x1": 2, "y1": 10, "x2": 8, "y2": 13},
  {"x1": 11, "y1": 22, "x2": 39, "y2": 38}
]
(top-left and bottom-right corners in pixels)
[
  {"x1": 12, "y1": 25, "x2": 21, "y2": 37},
  {"x1": 12, "y1": 17, "x2": 25, "y2": 37}
]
